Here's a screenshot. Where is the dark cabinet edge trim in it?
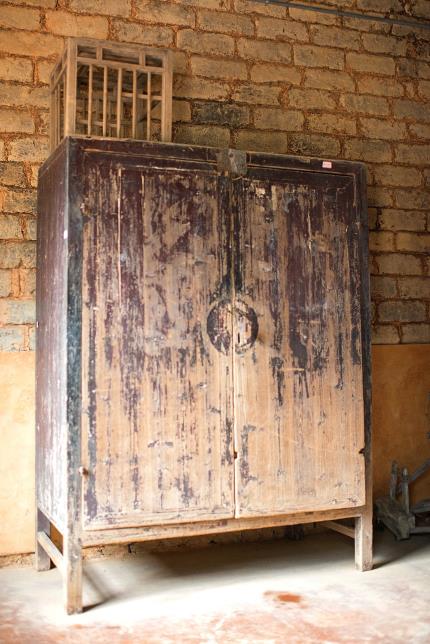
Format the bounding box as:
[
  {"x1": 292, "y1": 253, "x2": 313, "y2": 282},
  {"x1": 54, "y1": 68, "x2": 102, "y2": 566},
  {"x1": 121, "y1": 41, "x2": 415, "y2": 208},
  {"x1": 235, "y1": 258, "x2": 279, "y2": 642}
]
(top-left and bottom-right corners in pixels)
[{"x1": 39, "y1": 136, "x2": 366, "y2": 181}]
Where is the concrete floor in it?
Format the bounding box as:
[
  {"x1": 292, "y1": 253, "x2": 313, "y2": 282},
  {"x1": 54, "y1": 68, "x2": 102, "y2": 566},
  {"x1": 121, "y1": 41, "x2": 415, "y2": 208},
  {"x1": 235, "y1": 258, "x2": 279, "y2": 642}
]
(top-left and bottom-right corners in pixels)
[{"x1": 0, "y1": 530, "x2": 429, "y2": 643}]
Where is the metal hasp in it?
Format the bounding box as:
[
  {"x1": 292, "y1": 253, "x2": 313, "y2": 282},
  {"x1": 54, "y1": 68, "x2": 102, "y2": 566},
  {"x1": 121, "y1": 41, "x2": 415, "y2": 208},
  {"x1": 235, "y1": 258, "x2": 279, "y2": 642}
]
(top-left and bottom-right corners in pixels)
[
  {"x1": 36, "y1": 138, "x2": 372, "y2": 614},
  {"x1": 375, "y1": 460, "x2": 430, "y2": 540}
]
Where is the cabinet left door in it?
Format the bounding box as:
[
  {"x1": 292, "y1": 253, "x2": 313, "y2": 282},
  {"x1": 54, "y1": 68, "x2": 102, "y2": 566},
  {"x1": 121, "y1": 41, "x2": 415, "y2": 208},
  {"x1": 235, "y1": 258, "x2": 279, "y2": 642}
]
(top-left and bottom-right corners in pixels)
[{"x1": 81, "y1": 156, "x2": 235, "y2": 529}]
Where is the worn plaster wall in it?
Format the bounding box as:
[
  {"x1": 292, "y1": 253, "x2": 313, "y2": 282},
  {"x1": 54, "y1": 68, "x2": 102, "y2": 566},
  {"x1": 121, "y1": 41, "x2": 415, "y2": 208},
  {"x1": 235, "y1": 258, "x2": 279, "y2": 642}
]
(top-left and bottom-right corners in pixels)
[{"x1": 0, "y1": 0, "x2": 429, "y2": 555}]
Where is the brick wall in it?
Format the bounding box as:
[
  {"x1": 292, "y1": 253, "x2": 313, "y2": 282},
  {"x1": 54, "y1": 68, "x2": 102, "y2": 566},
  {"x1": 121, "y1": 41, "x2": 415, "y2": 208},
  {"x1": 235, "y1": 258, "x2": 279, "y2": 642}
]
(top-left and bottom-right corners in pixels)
[{"x1": 0, "y1": 0, "x2": 429, "y2": 347}]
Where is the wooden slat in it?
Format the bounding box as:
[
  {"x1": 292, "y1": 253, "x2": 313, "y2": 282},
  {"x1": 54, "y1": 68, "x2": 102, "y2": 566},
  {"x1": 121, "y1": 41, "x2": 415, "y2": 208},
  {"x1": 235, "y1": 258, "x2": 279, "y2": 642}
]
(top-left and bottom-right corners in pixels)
[
  {"x1": 161, "y1": 52, "x2": 172, "y2": 142},
  {"x1": 132, "y1": 70, "x2": 137, "y2": 138},
  {"x1": 82, "y1": 506, "x2": 365, "y2": 546},
  {"x1": 87, "y1": 64, "x2": 93, "y2": 135},
  {"x1": 355, "y1": 512, "x2": 372, "y2": 571},
  {"x1": 322, "y1": 520, "x2": 355, "y2": 539},
  {"x1": 37, "y1": 531, "x2": 64, "y2": 573},
  {"x1": 102, "y1": 65, "x2": 108, "y2": 137},
  {"x1": 116, "y1": 67, "x2": 122, "y2": 138},
  {"x1": 35, "y1": 511, "x2": 51, "y2": 571},
  {"x1": 146, "y1": 72, "x2": 151, "y2": 140},
  {"x1": 76, "y1": 56, "x2": 168, "y2": 74},
  {"x1": 64, "y1": 39, "x2": 77, "y2": 137}
]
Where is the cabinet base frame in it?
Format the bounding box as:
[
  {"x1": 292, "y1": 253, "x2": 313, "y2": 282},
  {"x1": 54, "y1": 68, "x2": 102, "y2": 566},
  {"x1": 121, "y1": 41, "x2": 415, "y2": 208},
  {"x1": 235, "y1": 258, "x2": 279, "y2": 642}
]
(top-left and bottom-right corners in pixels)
[{"x1": 36, "y1": 504, "x2": 373, "y2": 615}]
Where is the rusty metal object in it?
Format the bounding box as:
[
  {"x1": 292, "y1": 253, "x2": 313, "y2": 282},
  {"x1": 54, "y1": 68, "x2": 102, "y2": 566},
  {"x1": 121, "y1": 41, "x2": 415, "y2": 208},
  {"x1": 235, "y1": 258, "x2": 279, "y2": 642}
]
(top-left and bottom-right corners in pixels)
[{"x1": 376, "y1": 459, "x2": 430, "y2": 540}]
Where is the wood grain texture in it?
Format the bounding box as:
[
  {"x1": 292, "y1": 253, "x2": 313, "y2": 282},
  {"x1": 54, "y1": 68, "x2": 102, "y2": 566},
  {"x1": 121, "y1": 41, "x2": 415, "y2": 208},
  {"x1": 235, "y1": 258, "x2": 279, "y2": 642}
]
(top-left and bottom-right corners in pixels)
[
  {"x1": 233, "y1": 169, "x2": 366, "y2": 517},
  {"x1": 36, "y1": 141, "x2": 69, "y2": 532},
  {"x1": 81, "y1": 156, "x2": 235, "y2": 529},
  {"x1": 82, "y1": 505, "x2": 365, "y2": 546},
  {"x1": 36, "y1": 139, "x2": 372, "y2": 611}
]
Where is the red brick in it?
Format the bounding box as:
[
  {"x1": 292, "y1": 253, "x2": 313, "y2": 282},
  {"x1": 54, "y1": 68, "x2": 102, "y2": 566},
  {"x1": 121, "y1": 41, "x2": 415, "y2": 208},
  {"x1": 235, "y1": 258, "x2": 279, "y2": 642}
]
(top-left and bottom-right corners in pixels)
[
  {"x1": 401, "y1": 324, "x2": 430, "y2": 343},
  {"x1": 254, "y1": 108, "x2": 303, "y2": 131},
  {"x1": 238, "y1": 38, "x2": 291, "y2": 64},
  {"x1": 369, "y1": 231, "x2": 395, "y2": 251},
  {"x1": 0, "y1": 299, "x2": 35, "y2": 324},
  {"x1": 394, "y1": 190, "x2": 430, "y2": 210},
  {"x1": 199, "y1": 10, "x2": 253, "y2": 35},
  {"x1": 362, "y1": 33, "x2": 407, "y2": 56},
  {"x1": 174, "y1": 124, "x2": 230, "y2": 148},
  {"x1": 379, "y1": 300, "x2": 426, "y2": 322},
  {"x1": 114, "y1": 19, "x2": 173, "y2": 46},
  {"x1": 395, "y1": 144, "x2": 430, "y2": 165},
  {"x1": 251, "y1": 64, "x2": 301, "y2": 85},
  {"x1": 357, "y1": 76, "x2": 403, "y2": 97},
  {"x1": 340, "y1": 94, "x2": 389, "y2": 116},
  {"x1": 398, "y1": 277, "x2": 430, "y2": 299},
  {"x1": 288, "y1": 88, "x2": 336, "y2": 110},
  {"x1": 235, "y1": 129, "x2": 289, "y2": 154},
  {"x1": 256, "y1": 16, "x2": 308, "y2": 42},
  {"x1": 0, "y1": 57, "x2": 33, "y2": 83},
  {"x1": 232, "y1": 84, "x2": 280, "y2": 106},
  {"x1": 307, "y1": 113, "x2": 356, "y2": 135},
  {"x1": 371, "y1": 325, "x2": 400, "y2": 344},
  {"x1": 70, "y1": 0, "x2": 130, "y2": 16},
  {"x1": 397, "y1": 233, "x2": 430, "y2": 253},
  {"x1": 136, "y1": 1, "x2": 194, "y2": 26},
  {"x1": 304, "y1": 69, "x2": 354, "y2": 92},
  {"x1": 177, "y1": 29, "x2": 233, "y2": 55},
  {"x1": 294, "y1": 45, "x2": 344, "y2": 70},
  {"x1": 45, "y1": 10, "x2": 108, "y2": 38},
  {"x1": 191, "y1": 57, "x2": 247, "y2": 80},
  {"x1": 375, "y1": 253, "x2": 422, "y2": 276},
  {"x1": 0, "y1": 30, "x2": 62, "y2": 57},
  {"x1": 344, "y1": 138, "x2": 392, "y2": 163},
  {"x1": 310, "y1": 25, "x2": 361, "y2": 50},
  {"x1": 288, "y1": 134, "x2": 340, "y2": 157},
  {"x1": 173, "y1": 75, "x2": 229, "y2": 101},
  {"x1": 372, "y1": 166, "x2": 422, "y2": 188},
  {"x1": 347, "y1": 52, "x2": 395, "y2": 75},
  {"x1": 360, "y1": 117, "x2": 406, "y2": 141},
  {"x1": 0, "y1": 6, "x2": 40, "y2": 31}
]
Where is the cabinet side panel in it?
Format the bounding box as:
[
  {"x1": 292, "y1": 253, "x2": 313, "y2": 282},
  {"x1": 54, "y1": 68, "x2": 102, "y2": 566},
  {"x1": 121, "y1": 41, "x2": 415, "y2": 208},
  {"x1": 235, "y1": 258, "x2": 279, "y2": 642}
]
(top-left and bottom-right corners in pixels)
[{"x1": 36, "y1": 145, "x2": 68, "y2": 530}]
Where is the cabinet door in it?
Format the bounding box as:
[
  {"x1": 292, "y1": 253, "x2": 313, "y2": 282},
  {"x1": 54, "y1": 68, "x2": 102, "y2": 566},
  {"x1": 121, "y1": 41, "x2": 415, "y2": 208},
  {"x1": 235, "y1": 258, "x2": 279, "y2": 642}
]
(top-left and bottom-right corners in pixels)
[
  {"x1": 81, "y1": 158, "x2": 234, "y2": 529},
  {"x1": 233, "y1": 168, "x2": 366, "y2": 517}
]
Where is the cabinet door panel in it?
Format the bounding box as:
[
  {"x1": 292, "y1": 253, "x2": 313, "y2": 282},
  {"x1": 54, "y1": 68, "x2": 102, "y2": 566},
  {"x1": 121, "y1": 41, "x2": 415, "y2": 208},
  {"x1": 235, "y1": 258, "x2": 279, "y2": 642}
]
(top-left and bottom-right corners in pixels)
[
  {"x1": 82, "y1": 160, "x2": 234, "y2": 528},
  {"x1": 233, "y1": 170, "x2": 365, "y2": 516}
]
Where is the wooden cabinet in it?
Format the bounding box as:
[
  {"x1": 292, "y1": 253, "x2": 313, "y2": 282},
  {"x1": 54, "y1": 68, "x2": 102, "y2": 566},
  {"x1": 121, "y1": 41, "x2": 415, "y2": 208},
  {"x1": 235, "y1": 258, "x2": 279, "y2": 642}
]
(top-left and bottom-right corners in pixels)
[{"x1": 36, "y1": 138, "x2": 372, "y2": 614}]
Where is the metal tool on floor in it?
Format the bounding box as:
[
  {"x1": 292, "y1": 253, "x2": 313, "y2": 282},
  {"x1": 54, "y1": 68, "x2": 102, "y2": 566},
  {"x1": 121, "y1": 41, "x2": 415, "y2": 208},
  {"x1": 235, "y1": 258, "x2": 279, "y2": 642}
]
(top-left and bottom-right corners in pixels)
[{"x1": 375, "y1": 459, "x2": 430, "y2": 540}]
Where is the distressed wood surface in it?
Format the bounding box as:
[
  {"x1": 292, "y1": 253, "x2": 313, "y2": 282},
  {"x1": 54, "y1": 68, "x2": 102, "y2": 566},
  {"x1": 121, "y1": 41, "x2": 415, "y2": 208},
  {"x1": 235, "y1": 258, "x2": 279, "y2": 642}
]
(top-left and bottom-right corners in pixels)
[
  {"x1": 82, "y1": 505, "x2": 365, "y2": 546},
  {"x1": 81, "y1": 157, "x2": 235, "y2": 529},
  {"x1": 37, "y1": 139, "x2": 371, "y2": 593},
  {"x1": 36, "y1": 141, "x2": 69, "y2": 532},
  {"x1": 233, "y1": 169, "x2": 366, "y2": 517}
]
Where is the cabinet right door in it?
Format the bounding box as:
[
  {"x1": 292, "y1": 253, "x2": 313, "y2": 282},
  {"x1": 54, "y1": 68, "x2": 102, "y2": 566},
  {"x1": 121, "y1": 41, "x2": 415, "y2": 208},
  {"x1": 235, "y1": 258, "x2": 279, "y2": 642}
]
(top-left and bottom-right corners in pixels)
[{"x1": 233, "y1": 166, "x2": 366, "y2": 517}]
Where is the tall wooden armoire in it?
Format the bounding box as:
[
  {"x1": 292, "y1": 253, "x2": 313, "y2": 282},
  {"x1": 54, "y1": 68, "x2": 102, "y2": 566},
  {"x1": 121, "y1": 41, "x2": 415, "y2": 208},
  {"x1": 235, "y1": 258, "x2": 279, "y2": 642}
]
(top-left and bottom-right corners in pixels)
[{"x1": 36, "y1": 137, "x2": 372, "y2": 614}]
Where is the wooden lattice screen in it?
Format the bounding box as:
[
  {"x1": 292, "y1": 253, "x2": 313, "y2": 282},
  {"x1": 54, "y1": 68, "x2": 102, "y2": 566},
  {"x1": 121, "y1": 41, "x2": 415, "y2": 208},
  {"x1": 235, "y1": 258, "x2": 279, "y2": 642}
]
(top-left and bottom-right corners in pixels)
[{"x1": 50, "y1": 38, "x2": 173, "y2": 151}]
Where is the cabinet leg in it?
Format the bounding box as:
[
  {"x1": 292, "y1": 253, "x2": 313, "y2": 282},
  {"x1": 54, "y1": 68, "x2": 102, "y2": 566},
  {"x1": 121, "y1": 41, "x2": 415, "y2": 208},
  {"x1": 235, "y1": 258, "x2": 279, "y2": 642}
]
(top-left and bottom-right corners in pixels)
[
  {"x1": 35, "y1": 509, "x2": 51, "y2": 572},
  {"x1": 355, "y1": 511, "x2": 373, "y2": 571},
  {"x1": 64, "y1": 538, "x2": 83, "y2": 614}
]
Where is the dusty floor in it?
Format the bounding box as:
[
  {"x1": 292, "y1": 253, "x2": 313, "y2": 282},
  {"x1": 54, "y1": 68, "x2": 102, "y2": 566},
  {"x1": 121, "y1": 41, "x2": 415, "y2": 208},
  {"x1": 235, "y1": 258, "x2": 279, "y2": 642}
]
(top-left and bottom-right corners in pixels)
[{"x1": 0, "y1": 530, "x2": 429, "y2": 643}]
